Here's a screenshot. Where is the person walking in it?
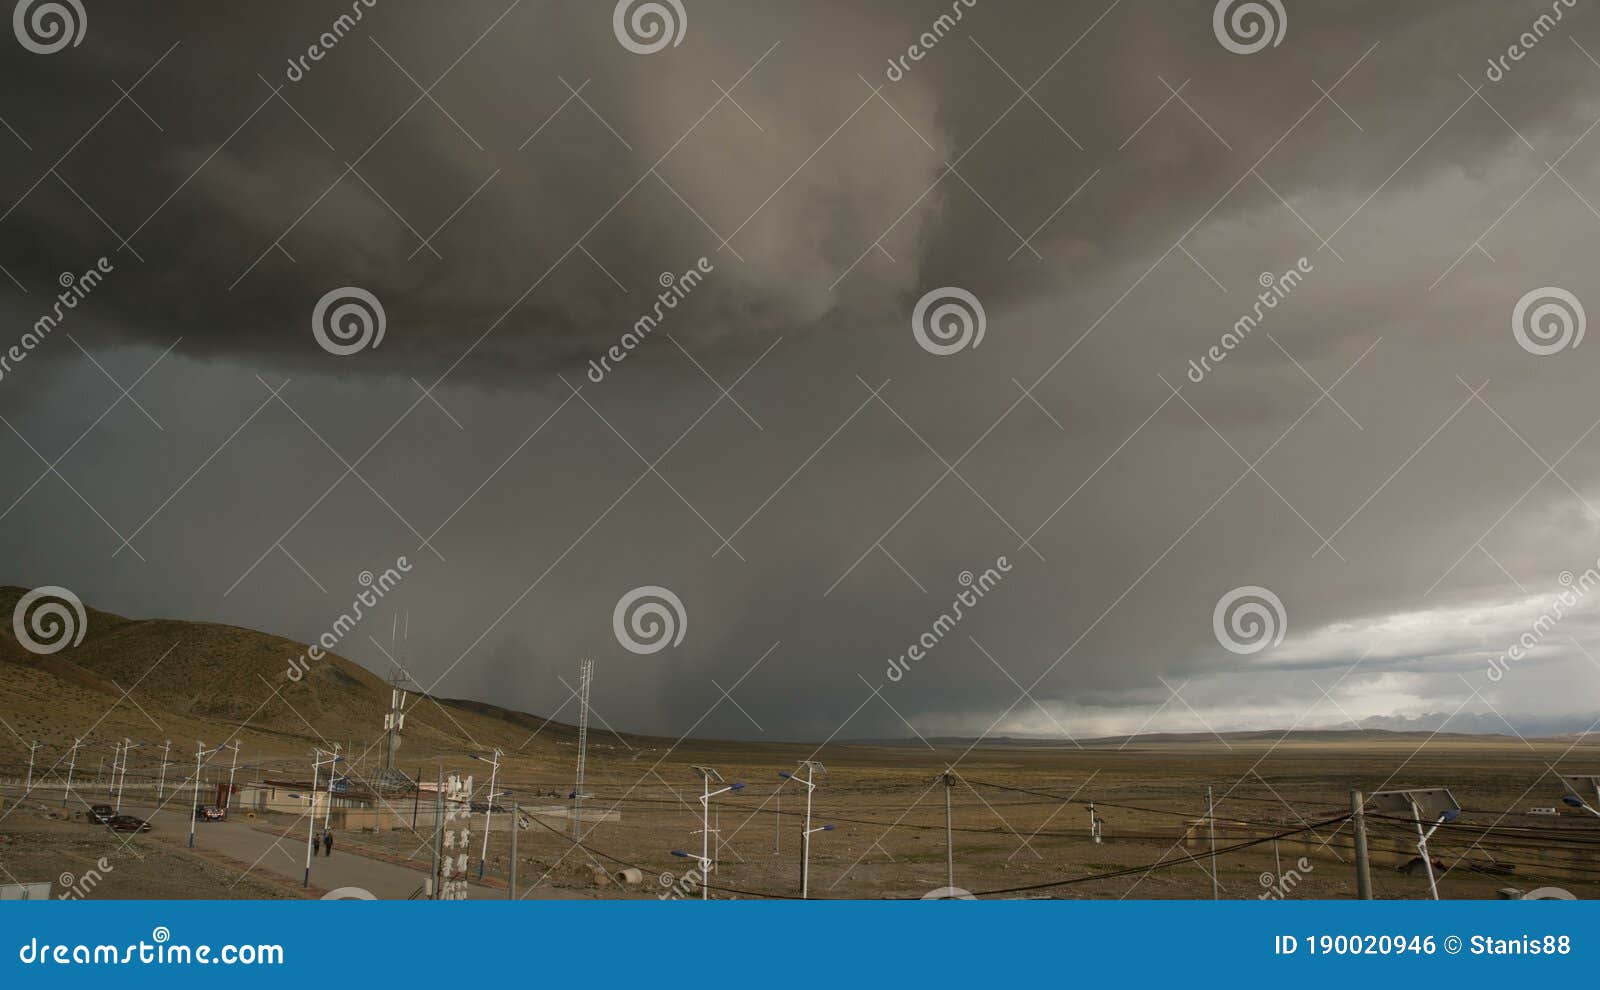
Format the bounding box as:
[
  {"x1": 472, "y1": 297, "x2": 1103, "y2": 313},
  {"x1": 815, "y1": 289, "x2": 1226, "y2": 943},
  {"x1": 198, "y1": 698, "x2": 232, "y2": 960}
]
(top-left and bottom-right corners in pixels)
[{"x1": 322, "y1": 829, "x2": 334, "y2": 858}]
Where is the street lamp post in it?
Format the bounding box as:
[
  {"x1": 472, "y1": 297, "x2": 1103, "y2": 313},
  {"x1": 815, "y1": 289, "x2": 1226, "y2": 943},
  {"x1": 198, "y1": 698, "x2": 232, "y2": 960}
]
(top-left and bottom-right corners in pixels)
[
  {"x1": 470, "y1": 749, "x2": 503, "y2": 880},
  {"x1": 675, "y1": 766, "x2": 745, "y2": 900},
  {"x1": 190, "y1": 742, "x2": 225, "y2": 848},
  {"x1": 1370, "y1": 788, "x2": 1460, "y2": 901},
  {"x1": 114, "y1": 740, "x2": 139, "y2": 812},
  {"x1": 1560, "y1": 775, "x2": 1600, "y2": 819},
  {"x1": 62, "y1": 739, "x2": 80, "y2": 807},
  {"x1": 224, "y1": 743, "x2": 241, "y2": 818},
  {"x1": 305, "y1": 746, "x2": 341, "y2": 887},
  {"x1": 156, "y1": 740, "x2": 171, "y2": 800},
  {"x1": 24, "y1": 741, "x2": 40, "y2": 794},
  {"x1": 779, "y1": 761, "x2": 828, "y2": 899}
]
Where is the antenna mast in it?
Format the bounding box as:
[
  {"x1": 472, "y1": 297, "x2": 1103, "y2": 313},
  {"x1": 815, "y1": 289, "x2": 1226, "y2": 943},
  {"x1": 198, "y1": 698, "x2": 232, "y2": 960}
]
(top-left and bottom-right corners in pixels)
[{"x1": 572, "y1": 658, "x2": 593, "y2": 842}]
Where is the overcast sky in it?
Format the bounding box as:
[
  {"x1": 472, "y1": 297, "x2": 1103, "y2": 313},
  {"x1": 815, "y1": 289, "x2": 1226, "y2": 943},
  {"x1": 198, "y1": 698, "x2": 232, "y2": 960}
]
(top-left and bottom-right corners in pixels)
[{"x1": 5, "y1": 0, "x2": 1600, "y2": 742}]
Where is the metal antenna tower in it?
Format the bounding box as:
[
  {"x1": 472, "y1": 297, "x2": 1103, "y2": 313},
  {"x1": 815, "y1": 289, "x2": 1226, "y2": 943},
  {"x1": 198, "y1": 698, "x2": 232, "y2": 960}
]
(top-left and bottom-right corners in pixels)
[{"x1": 572, "y1": 658, "x2": 594, "y2": 842}]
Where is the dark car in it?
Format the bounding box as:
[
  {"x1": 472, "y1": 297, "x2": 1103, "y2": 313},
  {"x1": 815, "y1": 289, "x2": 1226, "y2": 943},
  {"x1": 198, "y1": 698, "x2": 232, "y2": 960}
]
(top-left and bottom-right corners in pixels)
[
  {"x1": 194, "y1": 805, "x2": 225, "y2": 821},
  {"x1": 107, "y1": 815, "x2": 150, "y2": 832},
  {"x1": 88, "y1": 804, "x2": 114, "y2": 825}
]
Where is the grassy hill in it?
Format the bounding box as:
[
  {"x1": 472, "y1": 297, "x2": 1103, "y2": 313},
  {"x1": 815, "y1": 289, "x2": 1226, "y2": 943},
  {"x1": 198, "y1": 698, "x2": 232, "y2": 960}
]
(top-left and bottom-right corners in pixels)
[{"x1": 0, "y1": 586, "x2": 616, "y2": 779}]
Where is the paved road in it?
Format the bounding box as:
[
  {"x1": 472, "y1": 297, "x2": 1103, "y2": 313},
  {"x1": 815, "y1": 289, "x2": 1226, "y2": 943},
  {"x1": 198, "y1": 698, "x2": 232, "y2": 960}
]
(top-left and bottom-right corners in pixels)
[{"x1": 122, "y1": 802, "x2": 502, "y2": 900}]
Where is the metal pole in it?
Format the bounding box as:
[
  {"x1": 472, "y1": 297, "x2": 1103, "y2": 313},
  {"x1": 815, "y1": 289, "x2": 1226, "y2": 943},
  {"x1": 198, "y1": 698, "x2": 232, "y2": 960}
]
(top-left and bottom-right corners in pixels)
[
  {"x1": 431, "y1": 768, "x2": 442, "y2": 899},
  {"x1": 114, "y1": 740, "x2": 132, "y2": 812},
  {"x1": 225, "y1": 745, "x2": 239, "y2": 816},
  {"x1": 479, "y1": 752, "x2": 498, "y2": 880},
  {"x1": 107, "y1": 743, "x2": 118, "y2": 797},
  {"x1": 323, "y1": 747, "x2": 337, "y2": 833},
  {"x1": 24, "y1": 742, "x2": 37, "y2": 792},
  {"x1": 1350, "y1": 790, "x2": 1373, "y2": 900},
  {"x1": 802, "y1": 768, "x2": 814, "y2": 899},
  {"x1": 63, "y1": 741, "x2": 78, "y2": 808},
  {"x1": 1412, "y1": 798, "x2": 1440, "y2": 901},
  {"x1": 188, "y1": 743, "x2": 203, "y2": 848},
  {"x1": 157, "y1": 741, "x2": 170, "y2": 800},
  {"x1": 305, "y1": 751, "x2": 319, "y2": 887},
  {"x1": 508, "y1": 801, "x2": 518, "y2": 900},
  {"x1": 701, "y1": 776, "x2": 711, "y2": 901},
  {"x1": 1208, "y1": 786, "x2": 1219, "y2": 900},
  {"x1": 412, "y1": 767, "x2": 422, "y2": 830},
  {"x1": 775, "y1": 788, "x2": 780, "y2": 855},
  {"x1": 944, "y1": 772, "x2": 955, "y2": 892}
]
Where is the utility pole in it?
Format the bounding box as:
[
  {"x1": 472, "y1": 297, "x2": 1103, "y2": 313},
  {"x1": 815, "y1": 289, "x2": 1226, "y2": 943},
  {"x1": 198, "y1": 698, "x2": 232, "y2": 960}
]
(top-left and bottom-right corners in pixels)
[
  {"x1": 1351, "y1": 790, "x2": 1372, "y2": 900},
  {"x1": 942, "y1": 770, "x2": 956, "y2": 892},
  {"x1": 24, "y1": 741, "x2": 39, "y2": 793},
  {"x1": 156, "y1": 741, "x2": 171, "y2": 799},
  {"x1": 304, "y1": 749, "x2": 321, "y2": 887},
  {"x1": 572, "y1": 658, "x2": 593, "y2": 842},
  {"x1": 224, "y1": 743, "x2": 240, "y2": 816},
  {"x1": 473, "y1": 748, "x2": 502, "y2": 879},
  {"x1": 115, "y1": 740, "x2": 138, "y2": 812},
  {"x1": 508, "y1": 802, "x2": 518, "y2": 901},
  {"x1": 781, "y1": 762, "x2": 827, "y2": 898},
  {"x1": 191, "y1": 742, "x2": 222, "y2": 848},
  {"x1": 62, "y1": 739, "x2": 79, "y2": 807},
  {"x1": 431, "y1": 767, "x2": 443, "y2": 899},
  {"x1": 1208, "y1": 785, "x2": 1218, "y2": 900}
]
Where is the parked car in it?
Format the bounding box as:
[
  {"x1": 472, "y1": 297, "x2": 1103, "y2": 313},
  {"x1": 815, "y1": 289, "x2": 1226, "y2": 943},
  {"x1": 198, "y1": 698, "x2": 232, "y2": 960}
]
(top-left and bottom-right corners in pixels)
[
  {"x1": 87, "y1": 804, "x2": 114, "y2": 825},
  {"x1": 107, "y1": 815, "x2": 150, "y2": 832},
  {"x1": 194, "y1": 805, "x2": 225, "y2": 822}
]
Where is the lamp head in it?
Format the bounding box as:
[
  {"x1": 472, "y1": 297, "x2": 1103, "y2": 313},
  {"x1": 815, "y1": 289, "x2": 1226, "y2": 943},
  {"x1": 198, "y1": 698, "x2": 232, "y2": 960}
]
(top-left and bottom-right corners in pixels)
[
  {"x1": 821, "y1": 824, "x2": 836, "y2": 831},
  {"x1": 730, "y1": 782, "x2": 747, "y2": 792},
  {"x1": 1563, "y1": 795, "x2": 1585, "y2": 808}
]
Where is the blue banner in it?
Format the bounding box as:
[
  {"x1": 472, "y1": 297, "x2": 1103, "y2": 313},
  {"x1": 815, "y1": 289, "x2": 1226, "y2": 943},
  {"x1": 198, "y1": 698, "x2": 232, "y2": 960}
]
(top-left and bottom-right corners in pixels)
[{"x1": 0, "y1": 901, "x2": 1585, "y2": 988}]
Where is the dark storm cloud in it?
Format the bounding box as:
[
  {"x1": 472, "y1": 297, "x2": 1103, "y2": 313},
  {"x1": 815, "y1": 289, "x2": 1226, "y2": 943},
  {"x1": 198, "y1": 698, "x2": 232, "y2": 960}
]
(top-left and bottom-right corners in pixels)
[{"x1": 5, "y1": 0, "x2": 1600, "y2": 742}]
